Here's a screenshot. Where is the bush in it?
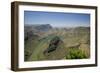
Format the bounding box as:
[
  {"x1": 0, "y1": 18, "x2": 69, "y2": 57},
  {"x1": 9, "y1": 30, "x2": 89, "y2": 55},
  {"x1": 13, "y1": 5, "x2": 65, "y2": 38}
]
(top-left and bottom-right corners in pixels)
[{"x1": 66, "y1": 48, "x2": 87, "y2": 59}]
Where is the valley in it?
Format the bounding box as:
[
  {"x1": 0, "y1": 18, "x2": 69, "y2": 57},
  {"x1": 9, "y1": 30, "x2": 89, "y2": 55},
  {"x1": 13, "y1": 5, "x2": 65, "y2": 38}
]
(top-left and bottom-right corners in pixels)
[{"x1": 24, "y1": 24, "x2": 90, "y2": 61}]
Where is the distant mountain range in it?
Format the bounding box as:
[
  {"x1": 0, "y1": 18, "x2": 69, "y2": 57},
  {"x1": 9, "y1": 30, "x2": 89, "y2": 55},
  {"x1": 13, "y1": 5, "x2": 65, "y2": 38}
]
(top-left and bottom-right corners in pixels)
[
  {"x1": 24, "y1": 24, "x2": 90, "y2": 41},
  {"x1": 24, "y1": 24, "x2": 53, "y2": 41},
  {"x1": 25, "y1": 24, "x2": 52, "y2": 32}
]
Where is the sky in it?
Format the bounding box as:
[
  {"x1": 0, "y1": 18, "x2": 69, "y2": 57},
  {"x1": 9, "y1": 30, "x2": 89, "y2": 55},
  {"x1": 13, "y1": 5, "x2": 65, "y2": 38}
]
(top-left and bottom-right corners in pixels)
[{"x1": 24, "y1": 11, "x2": 90, "y2": 27}]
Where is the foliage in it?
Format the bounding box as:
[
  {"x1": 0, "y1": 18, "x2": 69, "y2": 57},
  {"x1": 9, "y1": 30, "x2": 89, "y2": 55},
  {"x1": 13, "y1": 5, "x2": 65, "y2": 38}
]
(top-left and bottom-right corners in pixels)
[{"x1": 66, "y1": 48, "x2": 87, "y2": 59}]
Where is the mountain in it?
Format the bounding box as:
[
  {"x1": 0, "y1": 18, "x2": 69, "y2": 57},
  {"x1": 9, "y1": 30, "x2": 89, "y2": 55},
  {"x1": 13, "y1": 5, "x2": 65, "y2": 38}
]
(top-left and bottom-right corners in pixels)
[
  {"x1": 24, "y1": 24, "x2": 52, "y2": 41},
  {"x1": 33, "y1": 24, "x2": 53, "y2": 32},
  {"x1": 24, "y1": 24, "x2": 52, "y2": 32}
]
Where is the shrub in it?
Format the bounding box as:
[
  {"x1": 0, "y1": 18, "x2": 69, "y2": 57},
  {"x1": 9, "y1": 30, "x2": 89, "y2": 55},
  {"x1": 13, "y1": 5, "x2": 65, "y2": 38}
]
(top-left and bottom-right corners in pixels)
[{"x1": 66, "y1": 48, "x2": 87, "y2": 59}]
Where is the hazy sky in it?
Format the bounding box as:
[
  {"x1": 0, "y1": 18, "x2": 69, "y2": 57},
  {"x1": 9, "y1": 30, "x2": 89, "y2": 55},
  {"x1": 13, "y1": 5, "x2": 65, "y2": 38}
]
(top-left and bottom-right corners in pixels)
[{"x1": 24, "y1": 11, "x2": 90, "y2": 27}]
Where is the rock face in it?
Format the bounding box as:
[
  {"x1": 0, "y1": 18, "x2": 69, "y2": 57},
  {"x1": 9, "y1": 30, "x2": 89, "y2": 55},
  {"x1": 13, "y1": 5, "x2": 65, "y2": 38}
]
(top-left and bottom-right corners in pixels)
[{"x1": 43, "y1": 36, "x2": 67, "y2": 60}]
